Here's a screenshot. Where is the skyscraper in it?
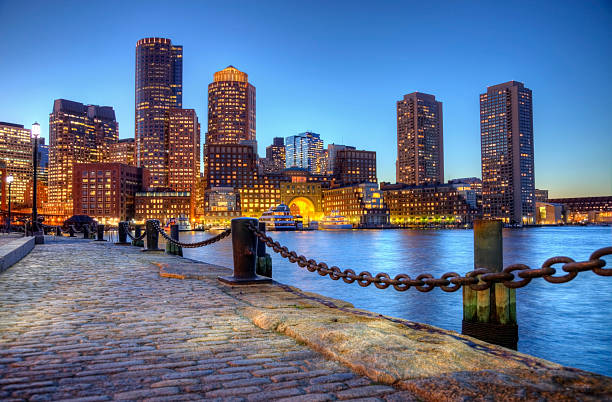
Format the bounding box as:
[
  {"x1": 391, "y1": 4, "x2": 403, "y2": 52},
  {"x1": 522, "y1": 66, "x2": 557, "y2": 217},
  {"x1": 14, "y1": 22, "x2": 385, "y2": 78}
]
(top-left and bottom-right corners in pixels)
[
  {"x1": 0, "y1": 122, "x2": 33, "y2": 204},
  {"x1": 167, "y1": 108, "x2": 200, "y2": 194},
  {"x1": 207, "y1": 66, "x2": 256, "y2": 144},
  {"x1": 48, "y1": 99, "x2": 118, "y2": 216},
  {"x1": 264, "y1": 137, "x2": 286, "y2": 173},
  {"x1": 135, "y1": 37, "x2": 183, "y2": 188},
  {"x1": 285, "y1": 132, "x2": 323, "y2": 174},
  {"x1": 110, "y1": 138, "x2": 135, "y2": 166},
  {"x1": 480, "y1": 81, "x2": 535, "y2": 225},
  {"x1": 396, "y1": 92, "x2": 444, "y2": 185}
]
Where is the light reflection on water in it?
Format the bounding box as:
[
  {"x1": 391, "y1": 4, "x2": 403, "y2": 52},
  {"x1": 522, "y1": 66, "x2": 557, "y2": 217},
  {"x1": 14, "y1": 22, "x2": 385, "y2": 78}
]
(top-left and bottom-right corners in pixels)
[{"x1": 176, "y1": 226, "x2": 612, "y2": 376}]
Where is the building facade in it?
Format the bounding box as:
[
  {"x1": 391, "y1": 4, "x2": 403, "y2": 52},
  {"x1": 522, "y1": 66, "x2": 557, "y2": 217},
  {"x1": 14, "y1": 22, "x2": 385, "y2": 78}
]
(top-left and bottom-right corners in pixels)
[
  {"x1": 110, "y1": 138, "x2": 135, "y2": 166},
  {"x1": 0, "y1": 122, "x2": 33, "y2": 205},
  {"x1": 72, "y1": 162, "x2": 146, "y2": 224},
  {"x1": 48, "y1": 99, "x2": 118, "y2": 216},
  {"x1": 135, "y1": 37, "x2": 183, "y2": 188},
  {"x1": 382, "y1": 183, "x2": 477, "y2": 226},
  {"x1": 547, "y1": 196, "x2": 612, "y2": 223},
  {"x1": 535, "y1": 189, "x2": 549, "y2": 203},
  {"x1": 167, "y1": 108, "x2": 200, "y2": 193},
  {"x1": 322, "y1": 183, "x2": 389, "y2": 228},
  {"x1": 264, "y1": 137, "x2": 286, "y2": 173},
  {"x1": 207, "y1": 66, "x2": 256, "y2": 144},
  {"x1": 285, "y1": 132, "x2": 324, "y2": 174},
  {"x1": 135, "y1": 191, "x2": 191, "y2": 224},
  {"x1": 332, "y1": 149, "x2": 377, "y2": 187},
  {"x1": 281, "y1": 182, "x2": 323, "y2": 224},
  {"x1": 397, "y1": 92, "x2": 444, "y2": 185},
  {"x1": 205, "y1": 144, "x2": 258, "y2": 190},
  {"x1": 480, "y1": 81, "x2": 535, "y2": 224}
]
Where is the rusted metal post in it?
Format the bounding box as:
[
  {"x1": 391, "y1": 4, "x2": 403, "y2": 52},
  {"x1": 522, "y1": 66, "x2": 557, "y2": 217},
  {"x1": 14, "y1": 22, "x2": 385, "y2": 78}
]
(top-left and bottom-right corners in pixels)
[
  {"x1": 96, "y1": 224, "x2": 106, "y2": 241},
  {"x1": 69, "y1": 226, "x2": 75, "y2": 237},
  {"x1": 55, "y1": 226, "x2": 61, "y2": 236},
  {"x1": 218, "y1": 217, "x2": 272, "y2": 285},
  {"x1": 166, "y1": 224, "x2": 183, "y2": 256},
  {"x1": 143, "y1": 220, "x2": 162, "y2": 252},
  {"x1": 256, "y1": 222, "x2": 272, "y2": 277},
  {"x1": 462, "y1": 219, "x2": 517, "y2": 349},
  {"x1": 116, "y1": 222, "x2": 130, "y2": 245},
  {"x1": 82, "y1": 225, "x2": 90, "y2": 239}
]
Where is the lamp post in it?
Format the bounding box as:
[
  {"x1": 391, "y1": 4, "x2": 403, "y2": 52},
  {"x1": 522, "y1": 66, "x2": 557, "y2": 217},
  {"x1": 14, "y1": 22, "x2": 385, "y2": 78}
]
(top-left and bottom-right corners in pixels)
[
  {"x1": 6, "y1": 175, "x2": 13, "y2": 233},
  {"x1": 31, "y1": 122, "x2": 40, "y2": 235}
]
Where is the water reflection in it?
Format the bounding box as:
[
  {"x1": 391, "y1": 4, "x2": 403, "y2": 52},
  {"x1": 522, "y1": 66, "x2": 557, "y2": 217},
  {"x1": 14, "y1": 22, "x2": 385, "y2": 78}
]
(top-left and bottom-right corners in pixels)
[{"x1": 178, "y1": 226, "x2": 612, "y2": 376}]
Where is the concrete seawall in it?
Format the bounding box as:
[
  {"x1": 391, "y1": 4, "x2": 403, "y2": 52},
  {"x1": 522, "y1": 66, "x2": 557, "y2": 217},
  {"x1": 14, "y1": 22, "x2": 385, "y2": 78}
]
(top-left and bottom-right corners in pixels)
[{"x1": 0, "y1": 236, "x2": 35, "y2": 273}]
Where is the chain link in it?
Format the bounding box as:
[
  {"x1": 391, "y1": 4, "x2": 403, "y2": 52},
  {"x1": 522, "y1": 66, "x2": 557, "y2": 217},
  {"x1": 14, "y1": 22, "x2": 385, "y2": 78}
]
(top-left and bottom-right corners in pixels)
[
  {"x1": 151, "y1": 220, "x2": 231, "y2": 248},
  {"x1": 247, "y1": 223, "x2": 612, "y2": 292},
  {"x1": 120, "y1": 222, "x2": 147, "y2": 241}
]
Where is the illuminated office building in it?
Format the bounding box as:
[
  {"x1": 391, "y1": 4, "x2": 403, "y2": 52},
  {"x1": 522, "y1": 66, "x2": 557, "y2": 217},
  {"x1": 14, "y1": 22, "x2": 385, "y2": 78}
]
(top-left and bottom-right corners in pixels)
[
  {"x1": 72, "y1": 162, "x2": 146, "y2": 224},
  {"x1": 205, "y1": 144, "x2": 257, "y2": 189},
  {"x1": 382, "y1": 182, "x2": 477, "y2": 226},
  {"x1": 48, "y1": 99, "x2": 118, "y2": 216},
  {"x1": 264, "y1": 137, "x2": 286, "y2": 173},
  {"x1": 323, "y1": 183, "x2": 389, "y2": 228},
  {"x1": 285, "y1": 132, "x2": 323, "y2": 174},
  {"x1": 332, "y1": 149, "x2": 377, "y2": 187},
  {"x1": 110, "y1": 138, "x2": 135, "y2": 166},
  {"x1": 167, "y1": 109, "x2": 200, "y2": 193},
  {"x1": 135, "y1": 37, "x2": 183, "y2": 187},
  {"x1": 0, "y1": 122, "x2": 33, "y2": 204},
  {"x1": 397, "y1": 92, "x2": 444, "y2": 185},
  {"x1": 547, "y1": 196, "x2": 612, "y2": 224},
  {"x1": 135, "y1": 191, "x2": 190, "y2": 225},
  {"x1": 207, "y1": 66, "x2": 256, "y2": 144},
  {"x1": 480, "y1": 81, "x2": 535, "y2": 224}
]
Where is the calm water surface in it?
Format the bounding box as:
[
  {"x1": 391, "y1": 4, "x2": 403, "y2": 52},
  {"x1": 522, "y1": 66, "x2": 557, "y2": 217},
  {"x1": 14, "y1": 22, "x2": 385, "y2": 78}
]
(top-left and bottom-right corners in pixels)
[{"x1": 176, "y1": 226, "x2": 611, "y2": 376}]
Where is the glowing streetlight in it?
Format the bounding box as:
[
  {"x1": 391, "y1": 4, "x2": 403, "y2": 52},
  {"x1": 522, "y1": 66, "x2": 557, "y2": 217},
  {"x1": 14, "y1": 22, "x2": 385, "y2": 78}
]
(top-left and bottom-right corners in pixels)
[
  {"x1": 6, "y1": 175, "x2": 13, "y2": 232},
  {"x1": 31, "y1": 122, "x2": 40, "y2": 235}
]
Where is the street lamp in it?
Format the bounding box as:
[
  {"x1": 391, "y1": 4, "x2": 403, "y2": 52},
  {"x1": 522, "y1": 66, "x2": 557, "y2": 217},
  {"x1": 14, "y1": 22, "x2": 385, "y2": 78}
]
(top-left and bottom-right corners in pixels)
[
  {"x1": 31, "y1": 122, "x2": 40, "y2": 235},
  {"x1": 6, "y1": 175, "x2": 13, "y2": 233}
]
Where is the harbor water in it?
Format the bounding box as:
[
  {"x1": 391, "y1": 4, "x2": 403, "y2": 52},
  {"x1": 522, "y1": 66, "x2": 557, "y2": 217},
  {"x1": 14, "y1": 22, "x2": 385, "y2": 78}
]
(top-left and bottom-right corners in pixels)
[{"x1": 176, "y1": 225, "x2": 612, "y2": 376}]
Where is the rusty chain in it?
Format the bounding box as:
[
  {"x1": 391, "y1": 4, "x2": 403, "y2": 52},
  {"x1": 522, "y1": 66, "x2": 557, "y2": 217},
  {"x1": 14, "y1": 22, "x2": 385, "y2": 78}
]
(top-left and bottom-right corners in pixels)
[
  {"x1": 151, "y1": 220, "x2": 231, "y2": 248},
  {"x1": 247, "y1": 223, "x2": 612, "y2": 292},
  {"x1": 120, "y1": 222, "x2": 147, "y2": 241}
]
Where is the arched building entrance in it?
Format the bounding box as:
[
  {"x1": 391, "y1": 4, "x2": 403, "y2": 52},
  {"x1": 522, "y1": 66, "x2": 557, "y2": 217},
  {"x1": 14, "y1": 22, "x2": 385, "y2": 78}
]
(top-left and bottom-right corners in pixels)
[
  {"x1": 280, "y1": 182, "x2": 323, "y2": 225},
  {"x1": 288, "y1": 197, "x2": 316, "y2": 223}
]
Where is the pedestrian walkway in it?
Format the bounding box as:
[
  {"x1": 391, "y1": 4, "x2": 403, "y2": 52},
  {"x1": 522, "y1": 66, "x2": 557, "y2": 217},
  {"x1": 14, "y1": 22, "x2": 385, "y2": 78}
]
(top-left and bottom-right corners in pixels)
[
  {"x1": 0, "y1": 238, "x2": 411, "y2": 401},
  {"x1": 0, "y1": 237, "x2": 610, "y2": 401}
]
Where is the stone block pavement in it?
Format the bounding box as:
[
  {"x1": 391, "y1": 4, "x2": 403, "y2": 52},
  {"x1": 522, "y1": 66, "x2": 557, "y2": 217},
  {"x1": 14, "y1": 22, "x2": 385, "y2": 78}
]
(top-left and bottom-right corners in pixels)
[
  {"x1": 0, "y1": 237, "x2": 413, "y2": 401},
  {"x1": 1, "y1": 237, "x2": 611, "y2": 401}
]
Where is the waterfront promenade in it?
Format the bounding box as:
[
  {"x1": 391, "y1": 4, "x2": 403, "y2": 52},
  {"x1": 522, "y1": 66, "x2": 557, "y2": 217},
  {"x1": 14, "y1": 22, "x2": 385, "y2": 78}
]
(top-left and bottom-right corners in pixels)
[{"x1": 1, "y1": 237, "x2": 611, "y2": 401}]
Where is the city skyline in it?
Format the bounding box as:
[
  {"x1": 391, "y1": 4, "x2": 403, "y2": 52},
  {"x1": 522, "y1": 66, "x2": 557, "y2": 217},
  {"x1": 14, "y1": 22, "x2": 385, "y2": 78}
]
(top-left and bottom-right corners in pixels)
[{"x1": 1, "y1": 1, "x2": 611, "y2": 198}]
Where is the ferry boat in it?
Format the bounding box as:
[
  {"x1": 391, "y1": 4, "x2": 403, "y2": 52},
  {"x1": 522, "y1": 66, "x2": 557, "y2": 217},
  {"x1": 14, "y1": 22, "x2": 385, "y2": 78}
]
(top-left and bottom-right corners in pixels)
[
  {"x1": 259, "y1": 204, "x2": 296, "y2": 231},
  {"x1": 167, "y1": 216, "x2": 192, "y2": 231},
  {"x1": 319, "y1": 211, "x2": 353, "y2": 230}
]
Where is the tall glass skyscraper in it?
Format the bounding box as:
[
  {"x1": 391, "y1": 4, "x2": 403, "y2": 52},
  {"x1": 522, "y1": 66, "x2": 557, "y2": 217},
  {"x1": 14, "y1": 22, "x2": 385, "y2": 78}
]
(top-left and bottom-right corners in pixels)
[
  {"x1": 207, "y1": 66, "x2": 256, "y2": 144},
  {"x1": 480, "y1": 81, "x2": 535, "y2": 225},
  {"x1": 285, "y1": 132, "x2": 323, "y2": 174},
  {"x1": 396, "y1": 92, "x2": 444, "y2": 185},
  {"x1": 135, "y1": 37, "x2": 183, "y2": 188}
]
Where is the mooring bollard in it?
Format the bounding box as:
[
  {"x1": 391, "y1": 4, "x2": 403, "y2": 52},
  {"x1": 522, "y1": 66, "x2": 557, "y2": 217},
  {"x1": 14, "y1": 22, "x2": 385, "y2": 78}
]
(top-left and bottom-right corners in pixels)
[
  {"x1": 256, "y1": 222, "x2": 272, "y2": 278},
  {"x1": 69, "y1": 226, "x2": 75, "y2": 237},
  {"x1": 132, "y1": 226, "x2": 144, "y2": 247},
  {"x1": 143, "y1": 220, "x2": 163, "y2": 252},
  {"x1": 96, "y1": 224, "x2": 106, "y2": 241},
  {"x1": 462, "y1": 219, "x2": 518, "y2": 350},
  {"x1": 56, "y1": 226, "x2": 61, "y2": 236},
  {"x1": 166, "y1": 224, "x2": 183, "y2": 257},
  {"x1": 116, "y1": 222, "x2": 129, "y2": 245},
  {"x1": 218, "y1": 217, "x2": 272, "y2": 285},
  {"x1": 82, "y1": 225, "x2": 90, "y2": 239}
]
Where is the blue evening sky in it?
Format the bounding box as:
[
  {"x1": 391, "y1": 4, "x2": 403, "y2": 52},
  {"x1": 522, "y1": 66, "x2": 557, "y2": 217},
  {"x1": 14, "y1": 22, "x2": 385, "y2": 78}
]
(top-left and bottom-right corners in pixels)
[{"x1": 0, "y1": 0, "x2": 610, "y2": 197}]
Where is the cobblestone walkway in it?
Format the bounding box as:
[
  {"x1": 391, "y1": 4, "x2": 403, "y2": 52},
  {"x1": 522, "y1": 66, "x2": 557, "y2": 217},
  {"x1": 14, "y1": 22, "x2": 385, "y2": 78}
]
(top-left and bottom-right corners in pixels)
[{"x1": 0, "y1": 238, "x2": 413, "y2": 401}]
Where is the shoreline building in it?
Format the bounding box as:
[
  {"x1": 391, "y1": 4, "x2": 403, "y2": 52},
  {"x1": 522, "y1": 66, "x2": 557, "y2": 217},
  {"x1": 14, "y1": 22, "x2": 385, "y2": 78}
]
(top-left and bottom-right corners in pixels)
[
  {"x1": 396, "y1": 92, "x2": 444, "y2": 186},
  {"x1": 480, "y1": 81, "x2": 535, "y2": 225},
  {"x1": 135, "y1": 37, "x2": 183, "y2": 188},
  {"x1": 322, "y1": 183, "x2": 389, "y2": 228},
  {"x1": 48, "y1": 99, "x2": 118, "y2": 217},
  {"x1": 0, "y1": 122, "x2": 33, "y2": 205},
  {"x1": 264, "y1": 137, "x2": 286, "y2": 173},
  {"x1": 207, "y1": 66, "x2": 256, "y2": 144},
  {"x1": 332, "y1": 148, "x2": 377, "y2": 187}
]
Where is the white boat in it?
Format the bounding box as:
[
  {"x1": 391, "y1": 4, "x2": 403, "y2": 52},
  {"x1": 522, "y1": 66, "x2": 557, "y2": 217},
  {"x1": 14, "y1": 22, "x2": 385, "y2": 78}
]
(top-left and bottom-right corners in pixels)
[
  {"x1": 177, "y1": 216, "x2": 192, "y2": 231},
  {"x1": 259, "y1": 204, "x2": 296, "y2": 231},
  {"x1": 319, "y1": 211, "x2": 353, "y2": 230}
]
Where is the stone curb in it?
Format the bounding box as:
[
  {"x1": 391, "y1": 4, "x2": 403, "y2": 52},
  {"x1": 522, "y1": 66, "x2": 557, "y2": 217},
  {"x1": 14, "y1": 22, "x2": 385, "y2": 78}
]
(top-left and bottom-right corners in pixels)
[{"x1": 0, "y1": 236, "x2": 35, "y2": 274}]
